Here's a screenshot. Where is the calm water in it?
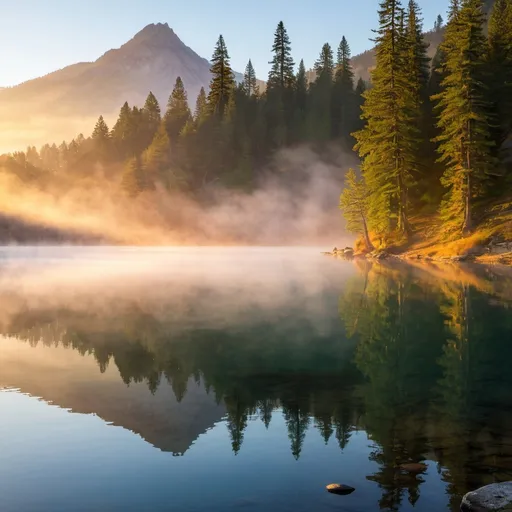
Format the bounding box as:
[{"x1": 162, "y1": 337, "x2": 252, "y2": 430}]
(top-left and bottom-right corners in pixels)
[{"x1": 0, "y1": 247, "x2": 511, "y2": 512}]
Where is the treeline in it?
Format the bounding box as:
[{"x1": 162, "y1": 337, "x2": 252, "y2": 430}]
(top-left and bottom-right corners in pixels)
[
  {"x1": 342, "y1": 0, "x2": 512, "y2": 247},
  {"x1": 5, "y1": 0, "x2": 511, "y2": 245},
  {"x1": 5, "y1": 22, "x2": 366, "y2": 196}
]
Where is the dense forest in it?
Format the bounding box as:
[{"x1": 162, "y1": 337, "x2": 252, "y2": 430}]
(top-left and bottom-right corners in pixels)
[{"x1": 1, "y1": 0, "x2": 511, "y2": 247}]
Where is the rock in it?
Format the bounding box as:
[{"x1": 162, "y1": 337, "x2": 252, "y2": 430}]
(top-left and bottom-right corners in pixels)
[
  {"x1": 399, "y1": 462, "x2": 428, "y2": 473},
  {"x1": 461, "y1": 482, "x2": 512, "y2": 511},
  {"x1": 326, "y1": 484, "x2": 355, "y2": 495}
]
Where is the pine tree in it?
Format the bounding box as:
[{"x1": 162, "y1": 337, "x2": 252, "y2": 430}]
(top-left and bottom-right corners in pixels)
[
  {"x1": 340, "y1": 169, "x2": 375, "y2": 251},
  {"x1": 405, "y1": 1, "x2": 430, "y2": 101},
  {"x1": 111, "y1": 101, "x2": 136, "y2": 158},
  {"x1": 143, "y1": 123, "x2": 170, "y2": 186},
  {"x1": 91, "y1": 115, "x2": 111, "y2": 160},
  {"x1": 448, "y1": 0, "x2": 461, "y2": 20},
  {"x1": 433, "y1": 0, "x2": 495, "y2": 233},
  {"x1": 309, "y1": 43, "x2": 335, "y2": 141},
  {"x1": 291, "y1": 59, "x2": 309, "y2": 142},
  {"x1": 333, "y1": 37, "x2": 356, "y2": 142},
  {"x1": 164, "y1": 77, "x2": 192, "y2": 141},
  {"x1": 92, "y1": 115, "x2": 110, "y2": 141},
  {"x1": 142, "y1": 91, "x2": 161, "y2": 145},
  {"x1": 243, "y1": 59, "x2": 259, "y2": 96},
  {"x1": 354, "y1": 0, "x2": 419, "y2": 238},
  {"x1": 194, "y1": 87, "x2": 208, "y2": 125},
  {"x1": 122, "y1": 156, "x2": 147, "y2": 197},
  {"x1": 487, "y1": 0, "x2": 512, "y2": 152},
  {"x1": 207, "y1": 35, "x2": 235, "y2": 116},
  {"x1": 435, "y1": 14, "x2": 444, "y2": 31},
  {"x1": 268, "y1": 21, "x2": 295, "y2": 89}
]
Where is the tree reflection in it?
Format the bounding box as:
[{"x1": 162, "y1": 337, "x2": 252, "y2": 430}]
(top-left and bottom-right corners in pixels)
[{"x1": 2, "y1": 260, "x2": 512, "y2": 511}]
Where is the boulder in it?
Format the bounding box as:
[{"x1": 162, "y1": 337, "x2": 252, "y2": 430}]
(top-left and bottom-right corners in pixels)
[
  {"x1": 461, "y1": 482, "x2": 512, "y2": 511},
  {"x1": 326, "y1": 484, "x2": 355, "y2": 495}
]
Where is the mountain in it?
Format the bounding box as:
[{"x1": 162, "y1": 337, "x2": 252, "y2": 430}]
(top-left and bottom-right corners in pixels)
[{"x1": 0, "y1": 23, "x2": 245, "y2": 153}]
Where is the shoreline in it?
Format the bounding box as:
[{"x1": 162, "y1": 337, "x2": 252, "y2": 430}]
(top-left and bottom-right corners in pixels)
[{"x1": 326, "y1": 245, "x2": 512, "y2": 267}]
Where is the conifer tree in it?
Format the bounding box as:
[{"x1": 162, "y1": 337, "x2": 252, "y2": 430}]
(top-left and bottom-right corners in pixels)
[
  {"x1": 291, "y1": 59, "x2": 309, "y2": 142},
  {"x1": 309, "y1": 43, "x2": 335, "y2": 141},
  {"x1": 243, "y1": 59, "x2": 259, "y2": 96},
  {"x1": 295, "y1": 59, "x2": 308, "y2": 111},
  {"x1": 164, "y1": 77, "x2": 192, "y2": 141},
  {"x1": 91, "y1": 115, "x2": 111, "y2": 160},
  {"x1": 207, "y1": 35, "x2": 235, "y2": 116},
  {"x1": 267, "y1": 21, "x2": 295, "y2": 89},
  {"x1": 433, "y1": 0, "x2": 495, "y2": 233},
  {"x1": 143, "y1": 123, "x2": 170, "y2": 186},
  {"x1": 340, "y1": 169, "x2": 375, "y2": 251},
  {"x1": 142, "y1": 91, "x2": 162, "y2": 144},
  {"x1": 111, "y1": 101, "x2": 136, "y2": 158},
  {"x1": 487, "y1": 0, "x2": 512, "y2": 151},
  {"x1": 122, "y1": 156, "x2": 147, "y2": 197},
  {"x1": 194, "y1": 87, "x2": 208, "y2": 125},
  {"x1": 354, "y1": 0, "x2": 419, "y2": 237},
  {"x1": 333, "y1": 36, "x2": 356, "y2": 142}
]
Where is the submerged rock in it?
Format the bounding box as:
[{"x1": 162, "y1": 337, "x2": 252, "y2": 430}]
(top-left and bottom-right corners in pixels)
[
  {"x1": 461, "y1": 482, "x2": 512, "y2": 511},
  {"x1": 399, "y1": 462, "x2": 427, "y2": 473},
  {"x1": 326, "y1": 483, "x2": 355, "y2": 495}
]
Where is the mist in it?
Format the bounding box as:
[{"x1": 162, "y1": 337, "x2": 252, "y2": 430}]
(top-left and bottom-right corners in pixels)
[{"x1": 0, "y1": 145, "x2": 355, "y2": 247}]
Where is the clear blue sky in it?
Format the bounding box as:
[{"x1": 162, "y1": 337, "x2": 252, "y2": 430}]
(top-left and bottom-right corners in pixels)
[{"x1": 1, "y1": 0, "x2": 450, "y2": 87}]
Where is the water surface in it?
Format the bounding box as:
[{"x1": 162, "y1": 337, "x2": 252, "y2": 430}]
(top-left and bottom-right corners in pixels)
[{"x1": 0, "y1": 247, "x2": 511, "y2": 512}]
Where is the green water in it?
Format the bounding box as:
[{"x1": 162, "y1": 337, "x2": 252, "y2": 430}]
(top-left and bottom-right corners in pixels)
[{"x1": 0, "y1": 247, "x2": 511, "y2": 511}]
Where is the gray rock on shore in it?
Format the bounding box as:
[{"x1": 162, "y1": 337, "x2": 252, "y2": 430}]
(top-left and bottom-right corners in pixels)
[{"x1": 461, "y1": 482, "x2": 512, "y2": 511}]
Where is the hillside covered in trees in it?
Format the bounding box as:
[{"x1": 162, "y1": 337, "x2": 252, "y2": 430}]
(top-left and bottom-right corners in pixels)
[{"x1": 1, "y1": 0, "x2": 511, "y2": 252}]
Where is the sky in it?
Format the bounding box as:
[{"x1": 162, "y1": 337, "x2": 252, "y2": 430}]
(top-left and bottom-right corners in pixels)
[{"x1": 1, "y1": 0, "x2": 450, "y2": 87}]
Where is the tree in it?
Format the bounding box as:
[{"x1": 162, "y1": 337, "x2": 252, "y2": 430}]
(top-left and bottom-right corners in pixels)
[
  {"x1": 448, "y1": 0, "x2": 461, "y2": 20},
  {"x1": 207, "y1": 35, "x2": 235, "y2": 116},
  {"x1": 340, "y1": 169, "x2": 375, "y2": 251},
  {"x1": 91, "y1": 115, "x2": 111, "y2": 160},
  {"x1": 487, "y1": 0, "x2": 512, "y2": 153},
  {"x1": 433, "y1": 0, "x2": 495, "y2": 233},
  {"x1": 121, "y1": 156, "x2": 147, "y2": 197},
  {"x1": 243, "y1": 59, "x2": 259, "y2": 96},
  {"x1": 434, "y1": 14, "x2": 444, "y2": 31},
  {"x1": 291, "y1": 59, "x2": 309, "y2": 142},
  {"x1": 111, "y1": 101, "x2": 136, "y2": 158},
  {"x1": 267, "y1": 21, "x2": 295, "y2": 90},
  {"x1": 164, "y1": 77, "x2": 192, "y2": 141},
  {"x1": 143, "y1": 123, "x2": 170, "y2": 187},
  {"x1": 333, "y1": 36, "x2": 356, "y2": 142},
  {"x1": 354, "y1": 0, "x2": 420, "y2": 238},
  {"x1": 194, "y1": 87, "x2": 208, "y2": 125},
  {"x1": 308, "y1": 43, "x2": 335, "y2": 141},
  {"x1": 142, "y1": 91, "x2": 161, "y2": 145}
]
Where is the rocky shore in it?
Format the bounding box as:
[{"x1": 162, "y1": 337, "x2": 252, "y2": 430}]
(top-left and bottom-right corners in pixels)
[{"x1": 325, "y1": 238, "x2": 512, "y2": 266}]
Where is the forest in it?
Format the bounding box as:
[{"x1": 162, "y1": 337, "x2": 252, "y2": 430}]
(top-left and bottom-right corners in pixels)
[{"x1": 1, "y1": 0, "x2": 511, "y2": 249}]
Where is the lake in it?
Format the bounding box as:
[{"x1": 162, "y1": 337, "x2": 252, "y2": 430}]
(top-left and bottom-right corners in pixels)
[{"x1": 0, "y1": 247, "x2": 511, "y2": 512}]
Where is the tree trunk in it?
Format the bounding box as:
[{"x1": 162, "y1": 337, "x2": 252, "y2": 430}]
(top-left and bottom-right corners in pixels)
[
  {"x1": 462, "y1": 122, "x2": 473, "y2": 235},
  {"x1": 361, "y1": 214, "x2": 375, "y2": 251}
]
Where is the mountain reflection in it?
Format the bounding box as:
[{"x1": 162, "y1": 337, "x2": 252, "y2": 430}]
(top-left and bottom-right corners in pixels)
[{"x1": 0, "y1": 252, "x2": 511, "y2": 511}]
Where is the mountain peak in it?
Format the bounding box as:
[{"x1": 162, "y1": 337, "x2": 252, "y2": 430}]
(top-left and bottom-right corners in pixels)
[{"x1": 131, "y1": 22, "x2": 180, "y2": 46}]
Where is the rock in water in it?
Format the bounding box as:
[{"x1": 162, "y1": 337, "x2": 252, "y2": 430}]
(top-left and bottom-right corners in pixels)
[
  {"x1": 400, "y1": 462, "x2": 427, "y2": 473},
  {"x1": 461, "y1": 482, "x2": 512, "y2": 511},
  {"x1": 326, "y1": 484, "x2": 355, "y2": 495}
]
